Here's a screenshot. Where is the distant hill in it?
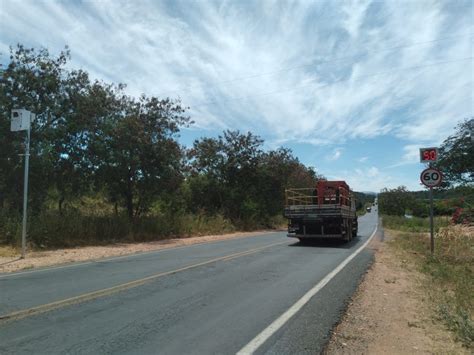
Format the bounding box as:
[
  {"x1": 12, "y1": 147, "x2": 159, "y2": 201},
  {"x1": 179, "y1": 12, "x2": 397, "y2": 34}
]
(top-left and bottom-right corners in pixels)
[{"x1": 360, "y1": 191, "x2": 377, "y2": 196}]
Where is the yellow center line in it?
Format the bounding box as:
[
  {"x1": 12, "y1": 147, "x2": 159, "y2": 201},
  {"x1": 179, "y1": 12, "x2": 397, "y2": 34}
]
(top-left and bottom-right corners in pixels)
[{"x1": 0, "y1": 240, "x2": 288, "y2": 324}]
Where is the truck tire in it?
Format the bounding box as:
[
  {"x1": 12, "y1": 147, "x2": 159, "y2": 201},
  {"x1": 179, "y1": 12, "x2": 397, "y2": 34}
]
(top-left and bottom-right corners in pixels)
[
  {"x1": 352, "y1": 218, "x2": 358, "y2": 238},
  {"x1": 346, "y1": 221, "x2": 353, "y2": 242}
]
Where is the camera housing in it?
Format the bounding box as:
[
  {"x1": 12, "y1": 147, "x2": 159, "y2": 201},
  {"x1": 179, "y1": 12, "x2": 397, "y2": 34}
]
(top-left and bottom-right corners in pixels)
[{"x1": 11, "y1": 109, "x2": 33, "y2": 131}]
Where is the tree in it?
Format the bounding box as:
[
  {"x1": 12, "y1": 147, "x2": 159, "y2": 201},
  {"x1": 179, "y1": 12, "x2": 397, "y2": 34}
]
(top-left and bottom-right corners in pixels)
[
  {"x1": 188, "y1": 130, "x2": 264, "y2": 220},
  {"x1": 0, "y1": 44, "x2": 191, "y2": 220},
  {"x1": 257, "y1": 148, "x2": 322, "y2": 216},
  {"x1": 95, "y1": 94, "x2": 190, "y2": 220},
  {"x1": 0, "y1": 45, "x2": 81, "y2": 212},
  {"x1": 378, "y1": 186, "x2": 413, "y2": 216},
  {"x1": 188, "y1": 132, "x2": 323, "y2": 222},
  {"x1": 436, "y1": 118, "x2": 474, "y2": 186}
]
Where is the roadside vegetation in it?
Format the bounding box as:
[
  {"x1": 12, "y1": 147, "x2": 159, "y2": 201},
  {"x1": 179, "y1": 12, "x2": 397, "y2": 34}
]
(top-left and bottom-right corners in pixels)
[
  {"x1": 388, "y1": 226, "x2": 473, "y2": 348},
  {"x1": 381, "y1": 198, "x2": 473, "y2": 348},
  {"x1": 0, "y1": 45, "x2": 323, "y2": 249},
  {"x1": 382, "y1": 215, "x2": 450, "y2": 233},
  {"x1": 378, "y1": 118, "x2": 473, "y2": 348},
  {"x1": 378, "y1": 121, "x2": 473, "y2": 348}
]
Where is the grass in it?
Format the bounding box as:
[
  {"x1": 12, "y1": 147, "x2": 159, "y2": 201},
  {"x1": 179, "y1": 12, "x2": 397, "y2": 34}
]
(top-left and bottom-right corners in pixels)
[
  {"x1": 0, "y1": 245, "x2": 19, "y2": 257},
  {"x1": 382, "y1": 214, "x2": 450, "y2": 233},
  {"x1": 387, "y1": 220, "x2": 474, "y2": 348},
  {"x1": 0, "y1": 210, "x2": 285, "y2": 250}
]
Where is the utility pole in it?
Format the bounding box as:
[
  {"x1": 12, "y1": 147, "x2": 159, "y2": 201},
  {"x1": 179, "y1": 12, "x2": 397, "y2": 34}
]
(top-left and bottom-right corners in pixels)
[
  {"x1": 11, "y1": 109, "x2": 35, "y2": 258},
  {"x1": 21, "y1": 126, "x2": 31, "y2": 259}
]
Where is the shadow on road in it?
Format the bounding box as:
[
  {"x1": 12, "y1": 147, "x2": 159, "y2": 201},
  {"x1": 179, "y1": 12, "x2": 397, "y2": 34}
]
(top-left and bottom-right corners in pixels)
[{"x1": 288, "y1": 236, "x2": 362, "y2": 249}]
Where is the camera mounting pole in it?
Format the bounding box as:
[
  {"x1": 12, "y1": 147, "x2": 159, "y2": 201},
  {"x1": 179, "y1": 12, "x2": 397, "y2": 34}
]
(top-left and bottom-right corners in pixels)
[{"x1": 11, "y1": 109, "x2": 35, "y2": 258}]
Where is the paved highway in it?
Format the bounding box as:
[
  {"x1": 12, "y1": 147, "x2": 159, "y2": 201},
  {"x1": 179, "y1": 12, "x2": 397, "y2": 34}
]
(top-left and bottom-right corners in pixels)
[{"x1": 0, "y1": 208, "x2": 379, "y2": 354}]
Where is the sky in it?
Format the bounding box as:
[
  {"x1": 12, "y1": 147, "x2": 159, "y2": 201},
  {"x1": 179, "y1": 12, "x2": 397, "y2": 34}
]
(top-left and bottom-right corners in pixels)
[{"x1": 0, "y1": 0, "x2": 472, "y2": 192}]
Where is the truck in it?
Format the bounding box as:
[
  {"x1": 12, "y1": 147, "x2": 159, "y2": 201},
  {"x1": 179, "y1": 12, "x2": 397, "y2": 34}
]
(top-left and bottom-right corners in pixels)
[{"x1": 284, "y1": 180, "x2": 358, "y2": 242}]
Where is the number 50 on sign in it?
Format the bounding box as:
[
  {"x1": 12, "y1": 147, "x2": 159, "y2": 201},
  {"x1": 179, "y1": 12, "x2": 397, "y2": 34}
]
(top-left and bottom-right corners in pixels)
[{"x1": 419, "y1": 147, "x2": 438, "y2": 163}]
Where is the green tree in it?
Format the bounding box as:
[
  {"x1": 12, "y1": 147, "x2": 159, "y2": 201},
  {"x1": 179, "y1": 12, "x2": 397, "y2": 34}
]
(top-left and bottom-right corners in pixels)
[
  {"x1": 188, "y1": 130, "x2": 263, "y2": 220},
  {"x1": 0, "y1": 45, "x2": 83, "y2": 212},
  {"x1": 436, "y1": 118, "x2": 474, "y2": 186},
  {"x1": 257, "y1": 148, "x2": 321, "y2": 216},
  {"x1": 378, "y1": 186, "x2": 413, "y2": 216},
  {"x1": 188, "y1": 132, "x2": 322, "y2": 222},
  {"x1": 95, "y1": 95, "x2": 190, "y2": 219}
]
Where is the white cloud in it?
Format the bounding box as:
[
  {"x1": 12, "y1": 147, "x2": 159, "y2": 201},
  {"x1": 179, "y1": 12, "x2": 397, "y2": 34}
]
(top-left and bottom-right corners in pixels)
[
  {"x1": 342, "y1": 0, "x2": 372, "y2": 38},
  {"x1": 367, "y1": 166, "x2": 379, "y2": 177},
  {"x1": 402, "y1": 144, "x2": 422, "y2": 163},
  {"x1": 386, "y1": 143, "x2": 436, "y2": 168},
  {"x1": 327, "y1": 147, "x2": 343, "y2": 161},
  {"x1": 358, "y1": 156, "x2": 368, "y2": 162},
  {"x1": 0, "y1": 0, "x2": 472, "y2": 164},
  {"x1": 329, "y1": 162, "x2": 427, "y2": 192},
  {"x1": 329, "y1": 165, "x2": 390, "y2": 192}
]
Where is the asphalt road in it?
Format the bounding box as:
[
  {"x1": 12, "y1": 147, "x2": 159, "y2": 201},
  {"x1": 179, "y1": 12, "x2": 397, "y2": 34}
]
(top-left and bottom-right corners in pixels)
[{"x1": 0, "y1": 208, "x2": 379, "y2": 354}]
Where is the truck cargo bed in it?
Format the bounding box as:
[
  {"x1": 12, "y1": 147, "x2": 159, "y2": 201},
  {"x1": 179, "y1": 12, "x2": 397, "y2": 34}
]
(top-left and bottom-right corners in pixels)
[
  {"x1": 284, "y1": 182, "x2": 358, "y2": 242},
  {"x1": 284, "y1": 204, "x2": 354, "y2": 219}
]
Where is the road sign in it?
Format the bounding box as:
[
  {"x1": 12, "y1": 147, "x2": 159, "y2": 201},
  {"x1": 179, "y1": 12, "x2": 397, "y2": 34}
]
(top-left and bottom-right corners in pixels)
[
  {"x1": 419, "y1": 147, "x2": 438, "y2": 163},
  {"x1": 420, "y1": 168, "x2": 442, "y2": 187}
]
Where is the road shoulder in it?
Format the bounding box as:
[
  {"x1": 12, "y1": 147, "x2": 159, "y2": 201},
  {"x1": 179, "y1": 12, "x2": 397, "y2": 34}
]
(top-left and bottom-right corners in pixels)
[
  {"x1": 324, "y1": 229, "x2": 468, "y2": 354},
  {"x1": 0, "y1": 230, "x2": 278, "y2": 273}
]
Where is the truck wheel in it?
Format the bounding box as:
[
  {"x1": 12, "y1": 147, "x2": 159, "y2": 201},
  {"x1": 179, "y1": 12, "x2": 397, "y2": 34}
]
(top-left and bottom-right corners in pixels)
[{"x1": 346, "y1": 222, "x2": 353, "y2": 242}]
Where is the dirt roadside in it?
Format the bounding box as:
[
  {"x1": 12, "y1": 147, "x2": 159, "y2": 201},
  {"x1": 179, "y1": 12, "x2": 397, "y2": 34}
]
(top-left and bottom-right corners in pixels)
[
  {"x1": 324, "y1": 230, "x2": 469, "y2": 355},
  {"x1": 0, "y1": 230, "x2": 277, "y2": 273}
]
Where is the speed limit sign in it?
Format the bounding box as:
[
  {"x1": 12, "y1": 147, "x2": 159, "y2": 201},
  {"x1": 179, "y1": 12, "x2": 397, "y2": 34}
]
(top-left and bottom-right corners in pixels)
[{"x1": 420, "y1": 168, "x2": 442, "y2": 187}]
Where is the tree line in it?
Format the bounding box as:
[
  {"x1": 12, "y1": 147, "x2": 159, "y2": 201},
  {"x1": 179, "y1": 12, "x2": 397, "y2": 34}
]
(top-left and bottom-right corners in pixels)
[{"x1": 0, "y1": 45, "x2": 325, "y2": 246}]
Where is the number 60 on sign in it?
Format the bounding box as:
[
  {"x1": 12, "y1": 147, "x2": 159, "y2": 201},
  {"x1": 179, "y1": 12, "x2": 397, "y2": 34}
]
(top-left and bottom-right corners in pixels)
[{"x1": 420, "y1": 168, "x2": 442, "y2": 187}]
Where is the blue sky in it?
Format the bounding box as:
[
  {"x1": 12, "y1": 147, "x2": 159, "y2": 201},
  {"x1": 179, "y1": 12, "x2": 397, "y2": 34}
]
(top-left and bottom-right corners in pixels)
[{"x1": 1, "y1": 0, "x2": 472, "y2": 191}]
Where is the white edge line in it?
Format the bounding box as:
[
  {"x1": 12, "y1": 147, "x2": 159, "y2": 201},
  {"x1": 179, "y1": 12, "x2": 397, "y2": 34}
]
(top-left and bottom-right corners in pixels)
[
  {"x1": 0, "y1": 231, "x2": 280, "y2": 279},
  {"x1": 237, "y1": 223, "x2": 379, "y2": 355}
]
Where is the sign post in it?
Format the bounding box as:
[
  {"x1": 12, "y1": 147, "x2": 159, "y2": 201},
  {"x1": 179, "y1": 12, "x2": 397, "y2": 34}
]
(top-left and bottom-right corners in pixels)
[
  {"x1": 419, "y1": 149, "x2": 442, "y2": 255},
  {"x1": 429, "y1": 183, "x2": 434, "y2": 254},
  {"x1": 11, "y1": 109, "x2": 35, "y2": 259},
  {"x1": 420, "y1": 167, "x2": 442, "y2": 255}
]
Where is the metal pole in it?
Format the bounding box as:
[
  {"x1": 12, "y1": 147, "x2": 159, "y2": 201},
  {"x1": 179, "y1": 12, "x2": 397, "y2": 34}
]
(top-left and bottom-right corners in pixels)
[
  {"x1": 429, "y1": 186, "x2": 434, "y2": 256},
  {"x1": 21, "y1": 127, "x2": 30, "y2": 259}
]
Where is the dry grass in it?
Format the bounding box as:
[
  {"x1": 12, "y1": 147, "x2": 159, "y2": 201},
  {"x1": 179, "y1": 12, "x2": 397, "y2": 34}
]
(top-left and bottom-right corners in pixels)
[
  {"x1": 389, "y1": 225, "x2": 474, "y2": 348},
  {"x1": 436, "y1": 225, "x2": 474, "y2": 263},
  {"x1": 0, "y1": 245, "x2": 19, "y2": 257}
]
